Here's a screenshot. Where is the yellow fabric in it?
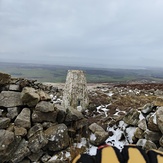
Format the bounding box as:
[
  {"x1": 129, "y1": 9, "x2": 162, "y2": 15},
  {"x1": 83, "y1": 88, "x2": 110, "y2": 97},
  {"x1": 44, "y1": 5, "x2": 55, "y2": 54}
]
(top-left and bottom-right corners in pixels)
[
  {"x1": 72, "y1": 154, "x2": 81, "y2": 163},
  {"x1": 101, "y1": 147, "x2": 120, "y2": 163},
  {"x1": 128, "y1": 148, "x2": 146, "y2": 163},
  {"x1": 157, "y1": 155, "x2": 163, "y2": 163}
]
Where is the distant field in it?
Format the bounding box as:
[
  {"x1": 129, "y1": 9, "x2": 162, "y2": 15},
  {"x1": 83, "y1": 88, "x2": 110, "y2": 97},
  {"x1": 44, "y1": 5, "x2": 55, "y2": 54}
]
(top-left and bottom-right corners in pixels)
[{"x1": 1, "y1": 62, "x2": 163, "y2": 83}]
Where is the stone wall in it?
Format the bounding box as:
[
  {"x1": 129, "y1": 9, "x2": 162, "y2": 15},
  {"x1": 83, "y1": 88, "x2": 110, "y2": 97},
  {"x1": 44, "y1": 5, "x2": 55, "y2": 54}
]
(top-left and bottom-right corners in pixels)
[{"x1": 0, "y1": 72, "x2": 85, "y2": 163}]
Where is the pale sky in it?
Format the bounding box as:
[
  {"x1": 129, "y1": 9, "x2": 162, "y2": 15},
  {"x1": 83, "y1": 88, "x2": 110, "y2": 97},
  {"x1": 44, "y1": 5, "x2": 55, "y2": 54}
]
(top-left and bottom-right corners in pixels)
[{"x1": 0, "y1": 0, "x2": 163, "y2": 68}]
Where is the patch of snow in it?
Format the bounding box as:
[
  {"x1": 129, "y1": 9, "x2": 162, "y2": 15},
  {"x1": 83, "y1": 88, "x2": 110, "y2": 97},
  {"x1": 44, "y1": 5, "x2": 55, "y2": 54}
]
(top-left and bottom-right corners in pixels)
[
  {"x1": 125, "y1": 127, "x2": 136, "y2": 143},
  {"x1": 90, "y1": 133, "x2": 96, "y2": 141},
  {"x1": 107, "y1": 92, "x2": 114, "y2": 97},
  {"x1": 152, "y1": 113, "x2": 157, "y2": 124},
  {"x1": 87, "y1": 145, "x2": 97, "y2": 156},
  {"x1": 77, "y1": 106, "x2": 82, "y2": 112},
  {"x1": 49, "y1": 155, "x2": 58, "y2": 161},
  {"x1": 139, "y1": 112, "x2": 145, "y2": 120}
]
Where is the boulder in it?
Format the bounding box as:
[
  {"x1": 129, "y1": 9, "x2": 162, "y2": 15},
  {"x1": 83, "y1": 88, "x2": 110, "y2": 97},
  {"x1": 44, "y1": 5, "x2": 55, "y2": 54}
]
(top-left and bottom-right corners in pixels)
[
  {"x1": 89, "y1": 123, "x2": 109, "y2": 146},
  {"x1": 159, "y1": 136, "x2": 163, "y2": 147},
  {"x1": 10, "y1": 139, "x2": 30, "y2": 163},
  {"x1": 123, "y1": 109, "x2": 140, "y2": 126},
  {"x1": 147, "y1": 113, "x2": 160, "y2": 131},
  {"x1": 32, "y1": 110, "x2": 57, "y2": 123},
  {"x1": 55, "y1": 104, "x2": 66, "y2": 123},
  {"x1": 0, "y1": 91, "x2": 23, "y2": 107},
  {"x1": 21, "y1": 87, "x2": 40, "y2": 107},
  {"x1": 27, "y1": 123, "x2": 43, "y2": 139},
  {"x1": 14, "y1": 108, "x2": 31, "y2": 129},
  {"x1": 0, "y1": 72, "x2": 11, "y2": 86},
  {"x1": 28, "y1": 131, "x2": 48, "y2": 153},
  {"x1": 14, "y1": 126, "x2": 27, "y2": 137},
  {"x1": 134, "y1": 127, "x2": 144, "y2": 139},
  {"x1": 141, "y1": 103, "x2": 154, "y2": 114},
  {"x1": 9, "y1": 84, "x2": 20, "y2": 91},
  {"x1": 0, "y1": 117, "x2": 10, "y2": 129},
  {"x1": 35, "y1": 101, "x2": 54, "y2": 112},
  {"x1": 38, "y1": 90, "x2": 51, "y2": 101},
  {"x1": 136, "y1": 139, "x2": 157, "y2": 151},
  {"x1": 144, "y1": 130, "x2": 162, "y2": 142},
  {"x1": 28, "y1": 150, "x2": 43, "y2": 162},
  {"x1": 7, "y1": 107, "x2": 19, "y2": 119},
  {"x1": 45, "y1": 124, "x2": 70, "y2": 151},
  {"x1": 138, "y1": 119, "x2": 147, "y2": 131},
  {"x1": 65, "y1": 107, "x2": 84, "y2": 123},
  {"x1": 156, "y1": 107, "x2": 163, "y2": 134}
]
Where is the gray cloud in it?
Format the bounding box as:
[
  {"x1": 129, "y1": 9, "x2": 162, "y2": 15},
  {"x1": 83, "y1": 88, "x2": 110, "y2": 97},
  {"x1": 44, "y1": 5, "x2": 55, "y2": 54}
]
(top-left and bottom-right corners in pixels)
[{"x1": 0, "y1": 0, "x2": 163, "y2": 68}]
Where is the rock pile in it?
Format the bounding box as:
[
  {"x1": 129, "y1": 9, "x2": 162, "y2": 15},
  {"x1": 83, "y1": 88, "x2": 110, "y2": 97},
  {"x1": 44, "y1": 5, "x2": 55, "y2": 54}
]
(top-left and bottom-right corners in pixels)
[
  {"x1": 0, "y1": 72, "x2": 85, "y2": 163},
  {"x1": 0, "y1": 72, "x2": 163, "y2": 162}
]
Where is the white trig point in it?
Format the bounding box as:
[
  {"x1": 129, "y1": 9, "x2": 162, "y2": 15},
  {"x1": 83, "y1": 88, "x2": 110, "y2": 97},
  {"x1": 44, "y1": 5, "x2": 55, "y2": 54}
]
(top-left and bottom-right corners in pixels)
[{"x1": 62, "y1": 70, "x2": 89, "y2": 111}]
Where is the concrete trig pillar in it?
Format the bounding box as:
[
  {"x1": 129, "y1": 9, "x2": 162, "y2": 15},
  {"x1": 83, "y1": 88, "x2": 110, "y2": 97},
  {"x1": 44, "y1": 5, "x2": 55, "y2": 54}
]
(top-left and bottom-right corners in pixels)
[{"x1": 62, "y1": 70, "x2": 89, "y2": 111}]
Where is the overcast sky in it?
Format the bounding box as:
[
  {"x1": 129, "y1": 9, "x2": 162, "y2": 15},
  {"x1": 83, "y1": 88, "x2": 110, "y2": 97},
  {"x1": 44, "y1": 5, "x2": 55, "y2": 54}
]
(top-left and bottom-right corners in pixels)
[{"x1": 0, "y1": 0, "x2": 163, "y2": 68}]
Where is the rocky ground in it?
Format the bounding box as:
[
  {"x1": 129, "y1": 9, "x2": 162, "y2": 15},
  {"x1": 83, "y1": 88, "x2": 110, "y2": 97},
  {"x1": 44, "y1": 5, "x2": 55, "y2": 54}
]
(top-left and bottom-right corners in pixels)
[{"x1": 0, "y1": 73, "x2": 163, "y2": 162}]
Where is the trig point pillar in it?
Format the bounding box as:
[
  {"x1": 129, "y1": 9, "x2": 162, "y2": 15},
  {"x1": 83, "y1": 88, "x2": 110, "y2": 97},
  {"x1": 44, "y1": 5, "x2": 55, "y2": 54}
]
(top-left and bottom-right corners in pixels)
[{"x1": 62, "y1": 70, "x2": 89, "y2": 111}]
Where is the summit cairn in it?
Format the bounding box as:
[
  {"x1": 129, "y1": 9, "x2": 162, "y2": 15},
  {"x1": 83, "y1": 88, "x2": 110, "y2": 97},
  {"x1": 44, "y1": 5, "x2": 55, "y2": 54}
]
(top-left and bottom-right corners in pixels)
[{"x1": 62, "y1": 70, "x2": 89, "y2": 111}]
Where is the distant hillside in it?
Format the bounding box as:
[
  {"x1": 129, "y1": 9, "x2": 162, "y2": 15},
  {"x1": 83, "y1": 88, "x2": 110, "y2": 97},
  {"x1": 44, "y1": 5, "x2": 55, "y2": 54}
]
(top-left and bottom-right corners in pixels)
[{"x1": 1, "y1": 62, "x2": 163, "y2": 83}]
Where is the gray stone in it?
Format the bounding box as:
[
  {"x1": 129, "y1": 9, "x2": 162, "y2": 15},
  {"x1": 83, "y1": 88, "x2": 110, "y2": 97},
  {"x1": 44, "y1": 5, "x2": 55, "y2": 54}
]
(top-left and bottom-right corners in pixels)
[
  {"x1": 21, "y1": 87, "x2": 40, "y2": 107},
  {"x1": 45, "y1": 124, "x2": 70, "y2": 151},
  {"x1": 41, "y1": 154, "x2": 51, "y2": 163},
  {"x1": 35, "y1": 101, "x2": 54, "y2": 112},
  {"x1": 136, "y1": 139, "x2": 157, "y2": 151},
  {"x1": 14, "y1": 126, "x2": 27, "y2": 137},
  {"x1": 28, "y1": 131, "x2": 48, "y2": 153},
  {"x1": 14, "y1": 108, "x2": 31, "y2": 129},
  {"x1": 7, "y1": 107, "x2": 19, "y2": 119},
  {"x1": 38, "y1": 90, "x2": 51, "y2": 101},
  {"x1": 156, "y1": 107, "x2": 163, "y2": 134},
  {"x1": 144, "y1": 130, "x2": 162, "y2": 142},
  {"x1": 62, "y1": 70, "x2": 89, "y2": 111},
  {"x1": 19, "y1": 159, "x2": 31, "y2": 163},
  {"x1": 0, "y1": 72, "x2": 11, "y2": 86},
  {"x1": 55, "y1": 104, "x2": 66, "y2": 123},
  {"x1": 27, "y1": 123, "x2": 43, "y2": 139},
  {"x1": 32, "y1": 110, "x2": 58, "y2": 123},
  {"x1": 138, "y1": 119, "x2": 147, "y2": 131},
  {"x1": 10, "y1": 139, "x2": 30, "y2": 163},
  {"x1": 65, "y1": 107, "x2": 84, "y2": 122},
  {"x1": 9, "y1": 84, "x2": 20, "y2": 91},
  {"x1": 159, "y1": 136, "x2": 163, "y2": 147},
  {"x1": 134, "y1": 127, "x2": 144, "y2": 139},
  {"x1": 89, "y1": 123, "x2": 109, "y2": 146},
  {"x1": 0, "y1": 130, "x2": 21, "y2": 162},
  {"x1": 148, "y1": 113, "x2": 160, "y2": 131},
  {"x1": 28, "y1": 150, "x2": 43, "y2": 162},
  {"x1": 123, "y1": 109, "x2": 140, "y2": 126},
  {"x1": 0, "y1": 117, "x2": 10, "y2": 129},
  {"x1": 0, "y1": 91, "x2": 23, "y2": 107},
  {"x1": 141, "y1": 103, "x2": 154, "y2": 114}
]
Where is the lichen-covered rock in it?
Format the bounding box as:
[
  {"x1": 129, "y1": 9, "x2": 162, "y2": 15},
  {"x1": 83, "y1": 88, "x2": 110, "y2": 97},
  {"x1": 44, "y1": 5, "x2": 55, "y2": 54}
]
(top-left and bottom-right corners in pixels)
[
  {"x1": 0, "y1": 130, "x2": 21, "y2": 162},
  {"x1": 10, "y1": 139, "x2": 30, "y2": 163},
  {"x1": 0, "y1": 117, "x2": 11, "y2": 129},
  {"x1": 123, "y1": 109, "x2": 140, "y2": 126},
  {"x1": 14, "y1": 108, "x2": 31, "y2": 129},
  {"x1": 89, "y1": 123, "x2": 109, "y2": 146},
  {"x1": 55, "y1": 104, "x2": 66, "y2": 123},
  {"x1": 65, "y1": 107, "x2": 83, "y2": 123},
  {"x1": 0, "y1": 72, "x2": 11, "y2": 86},
  {"x1": 38, "y1": 90, "x2": 51, "y2": 101},
  {"x1": 138, "y1": 119, "x2": 147, "y2": 131},
  {"x1": 21, "y1": 87, "x2": 40, "y2": 107},
  {"x1": 14, "y1": 126, "x2": 27, "y2": 137},
  {"x1": 156, "y1": 107, "x2": 163, "y2": 134},
  {"x1": 32, "y1": 110, "x2": 57, "y2": 123},
  {"x1": 147, "y1": 113, "x2": 160, "y2": 131},
  {"x1": 134, "y1": 127, "x2": 144, "y2": 139},
  {"x1": 35, "y1": 101, "x2": 54, "y2": 112},
  {"x1": 0, "y1": 91, "x2": 23, "y2": 107},
  {"x1": 141, "y1": 103, "x2": 154, "y2": 114},
  {"x1": 28, "y1": 131, "x2": 48, "y2": 153},
  {"x1": 136, "y1": 139, "x2": 157, "y2": 151},
  {"x1": 45, "y1": 124, "x2": 70, "y2": 151},
  {"x1": 144, "y1": 130, "x2": 162, "y2": 142}
]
